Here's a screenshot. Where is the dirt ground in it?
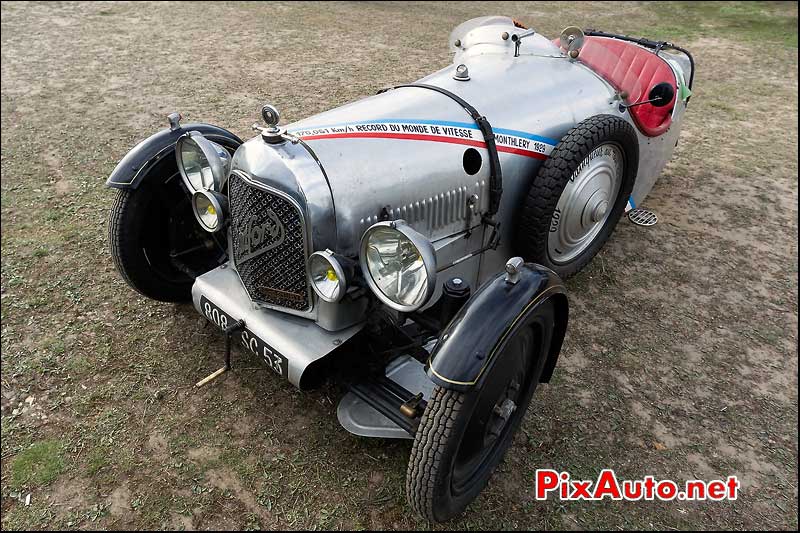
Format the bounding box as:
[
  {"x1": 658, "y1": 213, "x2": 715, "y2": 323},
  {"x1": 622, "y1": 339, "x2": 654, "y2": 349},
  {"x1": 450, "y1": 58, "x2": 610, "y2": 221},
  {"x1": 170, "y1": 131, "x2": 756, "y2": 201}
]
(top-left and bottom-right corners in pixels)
[{"x1": 1, "y1": 1, "x2": 797, "y2": 530}]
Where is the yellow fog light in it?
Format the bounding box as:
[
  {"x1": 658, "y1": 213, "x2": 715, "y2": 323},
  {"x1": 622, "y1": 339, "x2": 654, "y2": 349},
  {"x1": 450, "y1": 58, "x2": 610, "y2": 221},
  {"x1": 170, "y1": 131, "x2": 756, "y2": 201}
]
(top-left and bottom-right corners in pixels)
[
  {"x1": 309, "y1": 250, "x2": 347, "y2": 303},
  {"x1": 191, "y1": 190, "x2": 228, "y2": 233}
]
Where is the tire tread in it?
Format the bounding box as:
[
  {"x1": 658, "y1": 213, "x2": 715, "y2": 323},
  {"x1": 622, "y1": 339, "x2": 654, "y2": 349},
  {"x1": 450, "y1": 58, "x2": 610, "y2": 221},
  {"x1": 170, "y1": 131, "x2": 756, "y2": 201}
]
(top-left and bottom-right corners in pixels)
[
  {"x1": 406, "y1": 386, "x2": 465, "y2": 522},
  {"x1": 514, "y1": 114, "x2": 638, "y2": 278},
  {"x1": 107, "y1": 188, "x2": 192, "y2": 302}
]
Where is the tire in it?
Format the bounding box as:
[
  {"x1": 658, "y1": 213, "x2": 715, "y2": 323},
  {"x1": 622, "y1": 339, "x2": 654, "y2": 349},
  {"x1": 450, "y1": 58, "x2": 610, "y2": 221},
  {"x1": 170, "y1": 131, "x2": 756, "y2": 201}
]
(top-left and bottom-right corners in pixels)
[
  {"x1": 108, "y1": 162, "x2": 226, "y2": 302},
  {"x1": 406, "y1": 300, "x2": 556, "y2": 522},
  {"x1": 515, "y1": 114, "x2": 638, "y2": 279}
]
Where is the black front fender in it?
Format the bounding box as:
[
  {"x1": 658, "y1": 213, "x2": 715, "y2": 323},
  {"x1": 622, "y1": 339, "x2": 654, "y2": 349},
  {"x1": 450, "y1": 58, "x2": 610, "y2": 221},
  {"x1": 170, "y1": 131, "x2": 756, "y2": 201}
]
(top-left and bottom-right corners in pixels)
[
  {"x1": 427, "y1": 263, "x2": 569, "y2": 392},
  {"x1": 105, "y1": 123, "x2": 243, "y2": 190}
]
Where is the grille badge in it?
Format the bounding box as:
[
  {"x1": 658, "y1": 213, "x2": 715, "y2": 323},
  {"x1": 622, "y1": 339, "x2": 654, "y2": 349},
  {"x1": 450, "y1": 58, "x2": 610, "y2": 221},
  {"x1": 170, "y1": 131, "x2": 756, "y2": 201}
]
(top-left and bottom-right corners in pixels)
[{"x1": 238, "y1": 209, "x2": 286, "y2": 263}]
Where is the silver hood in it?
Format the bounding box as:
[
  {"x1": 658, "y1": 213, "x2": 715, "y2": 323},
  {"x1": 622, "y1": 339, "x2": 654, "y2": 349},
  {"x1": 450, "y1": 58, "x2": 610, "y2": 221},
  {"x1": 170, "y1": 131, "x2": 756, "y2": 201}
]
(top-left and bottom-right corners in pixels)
[{"x1": 283, "y1": 17, "x2": 616, "y2": 256}]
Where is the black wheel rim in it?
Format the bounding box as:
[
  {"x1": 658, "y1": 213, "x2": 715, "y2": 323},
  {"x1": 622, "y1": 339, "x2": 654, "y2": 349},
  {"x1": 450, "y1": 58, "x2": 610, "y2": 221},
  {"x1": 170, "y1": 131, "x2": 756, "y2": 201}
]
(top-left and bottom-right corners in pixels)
[
  {"x1": 450, "y1": 324, "x2": 540, "y2": 496},
  {"x1": 141, "y1": 171, "x2": 226, "y2": 283}
]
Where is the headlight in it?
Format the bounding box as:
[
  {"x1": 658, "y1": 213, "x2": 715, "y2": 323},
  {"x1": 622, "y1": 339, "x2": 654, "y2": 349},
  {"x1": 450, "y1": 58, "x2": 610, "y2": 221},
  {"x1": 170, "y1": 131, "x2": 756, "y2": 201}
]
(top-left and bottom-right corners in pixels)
[
  {"x1": 359, "y1": 220, "x2": 436, "y2": 312},
  {"x1": 191, "y1": 190, "x2": 228, "y2": 233},
  {"x1": 308, "y1": 250, "x2": 347, "y2": 303},
  {"x1": 176, "y1": 131, "x2": 231, "y2": 192}
]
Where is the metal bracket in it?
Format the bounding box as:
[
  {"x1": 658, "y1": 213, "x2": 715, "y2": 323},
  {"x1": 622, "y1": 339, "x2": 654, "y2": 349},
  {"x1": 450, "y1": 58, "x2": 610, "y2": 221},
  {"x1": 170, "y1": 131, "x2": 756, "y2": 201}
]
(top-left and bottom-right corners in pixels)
[
  {"x1": 464, "y1": 194, "x2": 479, "y2": 238},
  {"x1": 511, "y1": 28, "x2": 536, "y2": 57},
  {"x1": 436, "y1": 216, "x2": 501, "y2": 273},
  {"x1": 399, "y1": 392, "x2": 426, "y2": 418}
]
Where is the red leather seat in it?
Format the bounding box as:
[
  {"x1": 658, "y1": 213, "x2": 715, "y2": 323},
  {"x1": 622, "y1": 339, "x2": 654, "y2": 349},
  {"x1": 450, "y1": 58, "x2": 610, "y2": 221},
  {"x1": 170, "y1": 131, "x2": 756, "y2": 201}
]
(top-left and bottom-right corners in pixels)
[{"x1": 575, "y1": 36, "x2": 677, "y2": 137}]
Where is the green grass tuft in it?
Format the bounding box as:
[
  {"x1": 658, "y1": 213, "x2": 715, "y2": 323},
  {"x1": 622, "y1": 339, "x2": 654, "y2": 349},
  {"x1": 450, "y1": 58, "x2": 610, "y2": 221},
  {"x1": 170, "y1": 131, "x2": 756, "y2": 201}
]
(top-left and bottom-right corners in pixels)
[{"x1": 10, "y1": 440, "x2": 65, "y2": 489}]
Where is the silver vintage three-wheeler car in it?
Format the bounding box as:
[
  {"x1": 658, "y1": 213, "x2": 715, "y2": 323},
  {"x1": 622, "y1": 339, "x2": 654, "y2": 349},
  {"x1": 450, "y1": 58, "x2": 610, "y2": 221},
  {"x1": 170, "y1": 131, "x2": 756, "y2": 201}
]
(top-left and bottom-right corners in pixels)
[{"x1": 106, "y1": 17, "x2": 693, "y2": 521}]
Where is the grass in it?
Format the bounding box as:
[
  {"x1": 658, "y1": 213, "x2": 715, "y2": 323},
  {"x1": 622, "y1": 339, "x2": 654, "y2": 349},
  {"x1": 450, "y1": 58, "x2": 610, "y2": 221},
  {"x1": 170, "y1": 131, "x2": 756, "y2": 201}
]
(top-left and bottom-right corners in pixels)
[
  {"x1": 644, "y1": 1, "x2": 798, "y2": 47},
  {"x1": 85, "y1": 447, "x2": 110, "y2": 476},
  {"x1": 9, "y1": 440, "x2": 65, "y2": 489}
]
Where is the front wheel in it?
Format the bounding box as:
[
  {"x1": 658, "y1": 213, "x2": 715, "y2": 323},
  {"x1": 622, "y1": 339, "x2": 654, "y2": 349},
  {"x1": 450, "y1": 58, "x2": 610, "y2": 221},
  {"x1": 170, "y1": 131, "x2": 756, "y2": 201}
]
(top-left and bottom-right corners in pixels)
[
  {"x1": 406, "y1": 300, "x2": 556, "y2": 522},
  {"x1": 108, "y1": 162, "x2": 226, "y2": 302}
]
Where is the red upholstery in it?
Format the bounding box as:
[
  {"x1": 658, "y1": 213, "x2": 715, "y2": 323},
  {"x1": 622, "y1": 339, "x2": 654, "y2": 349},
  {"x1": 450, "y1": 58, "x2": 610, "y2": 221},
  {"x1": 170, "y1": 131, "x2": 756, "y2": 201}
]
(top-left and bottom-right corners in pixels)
[{"x1": 573, "y1": 36, "x2": 677, "y2": 137}]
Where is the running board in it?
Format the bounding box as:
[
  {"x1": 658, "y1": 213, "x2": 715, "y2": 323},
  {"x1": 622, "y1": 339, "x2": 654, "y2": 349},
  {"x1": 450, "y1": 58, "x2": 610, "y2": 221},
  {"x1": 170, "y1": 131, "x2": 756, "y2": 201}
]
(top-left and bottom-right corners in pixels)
[
  {"x1": 337, "y1": 355, "x2": 435, "y2": 439},
  {"x1": 349, "y1": 380, "x2": 420, "y2": 435}
]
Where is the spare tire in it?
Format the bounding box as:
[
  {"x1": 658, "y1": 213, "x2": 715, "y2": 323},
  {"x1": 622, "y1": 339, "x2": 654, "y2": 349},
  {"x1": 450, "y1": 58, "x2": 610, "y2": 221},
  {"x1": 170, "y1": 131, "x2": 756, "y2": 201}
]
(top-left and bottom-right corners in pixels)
[{"x1": 514, "y1": 114, "x2": 638, "y2": 279}]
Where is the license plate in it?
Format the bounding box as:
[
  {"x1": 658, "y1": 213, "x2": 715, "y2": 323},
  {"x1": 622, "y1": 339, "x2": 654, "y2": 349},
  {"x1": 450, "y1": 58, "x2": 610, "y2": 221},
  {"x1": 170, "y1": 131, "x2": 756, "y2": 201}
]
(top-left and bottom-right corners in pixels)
[{"x1": 199, "y1": 296, "x2": 288, "y2": 379}]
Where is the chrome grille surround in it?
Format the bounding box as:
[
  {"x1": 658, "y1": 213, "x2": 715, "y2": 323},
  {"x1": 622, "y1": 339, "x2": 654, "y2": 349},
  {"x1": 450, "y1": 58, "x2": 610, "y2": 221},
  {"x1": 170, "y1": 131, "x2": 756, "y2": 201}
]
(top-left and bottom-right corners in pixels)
[{"x1": 228, "y1": 171, "x2": 311, "y2": 312}]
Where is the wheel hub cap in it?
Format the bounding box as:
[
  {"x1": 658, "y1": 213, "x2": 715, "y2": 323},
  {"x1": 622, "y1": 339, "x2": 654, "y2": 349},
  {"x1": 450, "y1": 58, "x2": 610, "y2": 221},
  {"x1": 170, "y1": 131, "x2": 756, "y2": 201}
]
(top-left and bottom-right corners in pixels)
[
  {"x1": 548, "y1": 143, "x2": 623, "y2": 264},
  {"x1": 487, "y1": 398, "x2": 517, "y2": 437},
  {"x1": 486, "y1": 379, "x2": 521, "y2": 442},
  {"x1": 591, "y1": 199, "x2": 608, "y2": 222}
]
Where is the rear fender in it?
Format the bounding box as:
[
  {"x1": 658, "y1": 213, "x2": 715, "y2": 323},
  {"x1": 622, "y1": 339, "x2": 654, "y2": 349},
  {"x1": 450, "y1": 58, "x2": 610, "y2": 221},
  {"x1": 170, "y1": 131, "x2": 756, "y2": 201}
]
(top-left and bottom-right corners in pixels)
[
  {"x1": 427, "y1": 263, "x2": 569, "y2": 392},
  {"x1": 105, "y1": 121, "x2": 243, "y2": 190}
]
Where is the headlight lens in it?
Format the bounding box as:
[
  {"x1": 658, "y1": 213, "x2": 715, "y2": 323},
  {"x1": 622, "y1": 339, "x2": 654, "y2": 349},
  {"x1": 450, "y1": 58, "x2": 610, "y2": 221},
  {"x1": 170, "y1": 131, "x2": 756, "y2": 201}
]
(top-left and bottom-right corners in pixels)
[
  {"x1": 309, "y1": 250, "x2": 346, "y2": 303},
  {"x1": 176, "y1": 132, "x2": 231, "y2": 193},
  {"x1": 359, "y1": 220, "x2": 436, "y2": 312},
  {"x1": 191, "y1": 190, "x2": 228, "y2": 233},
  {"x1": 179, "y1": 140, "x2": 213, "y2": 191}
]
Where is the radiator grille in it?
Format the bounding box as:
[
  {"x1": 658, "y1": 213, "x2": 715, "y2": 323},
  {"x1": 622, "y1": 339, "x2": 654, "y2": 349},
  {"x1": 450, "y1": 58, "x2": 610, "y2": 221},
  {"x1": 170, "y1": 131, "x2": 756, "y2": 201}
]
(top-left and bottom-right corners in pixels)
[{"x1": 228, "y1": 173, "x2": 310, "y2": 311}]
